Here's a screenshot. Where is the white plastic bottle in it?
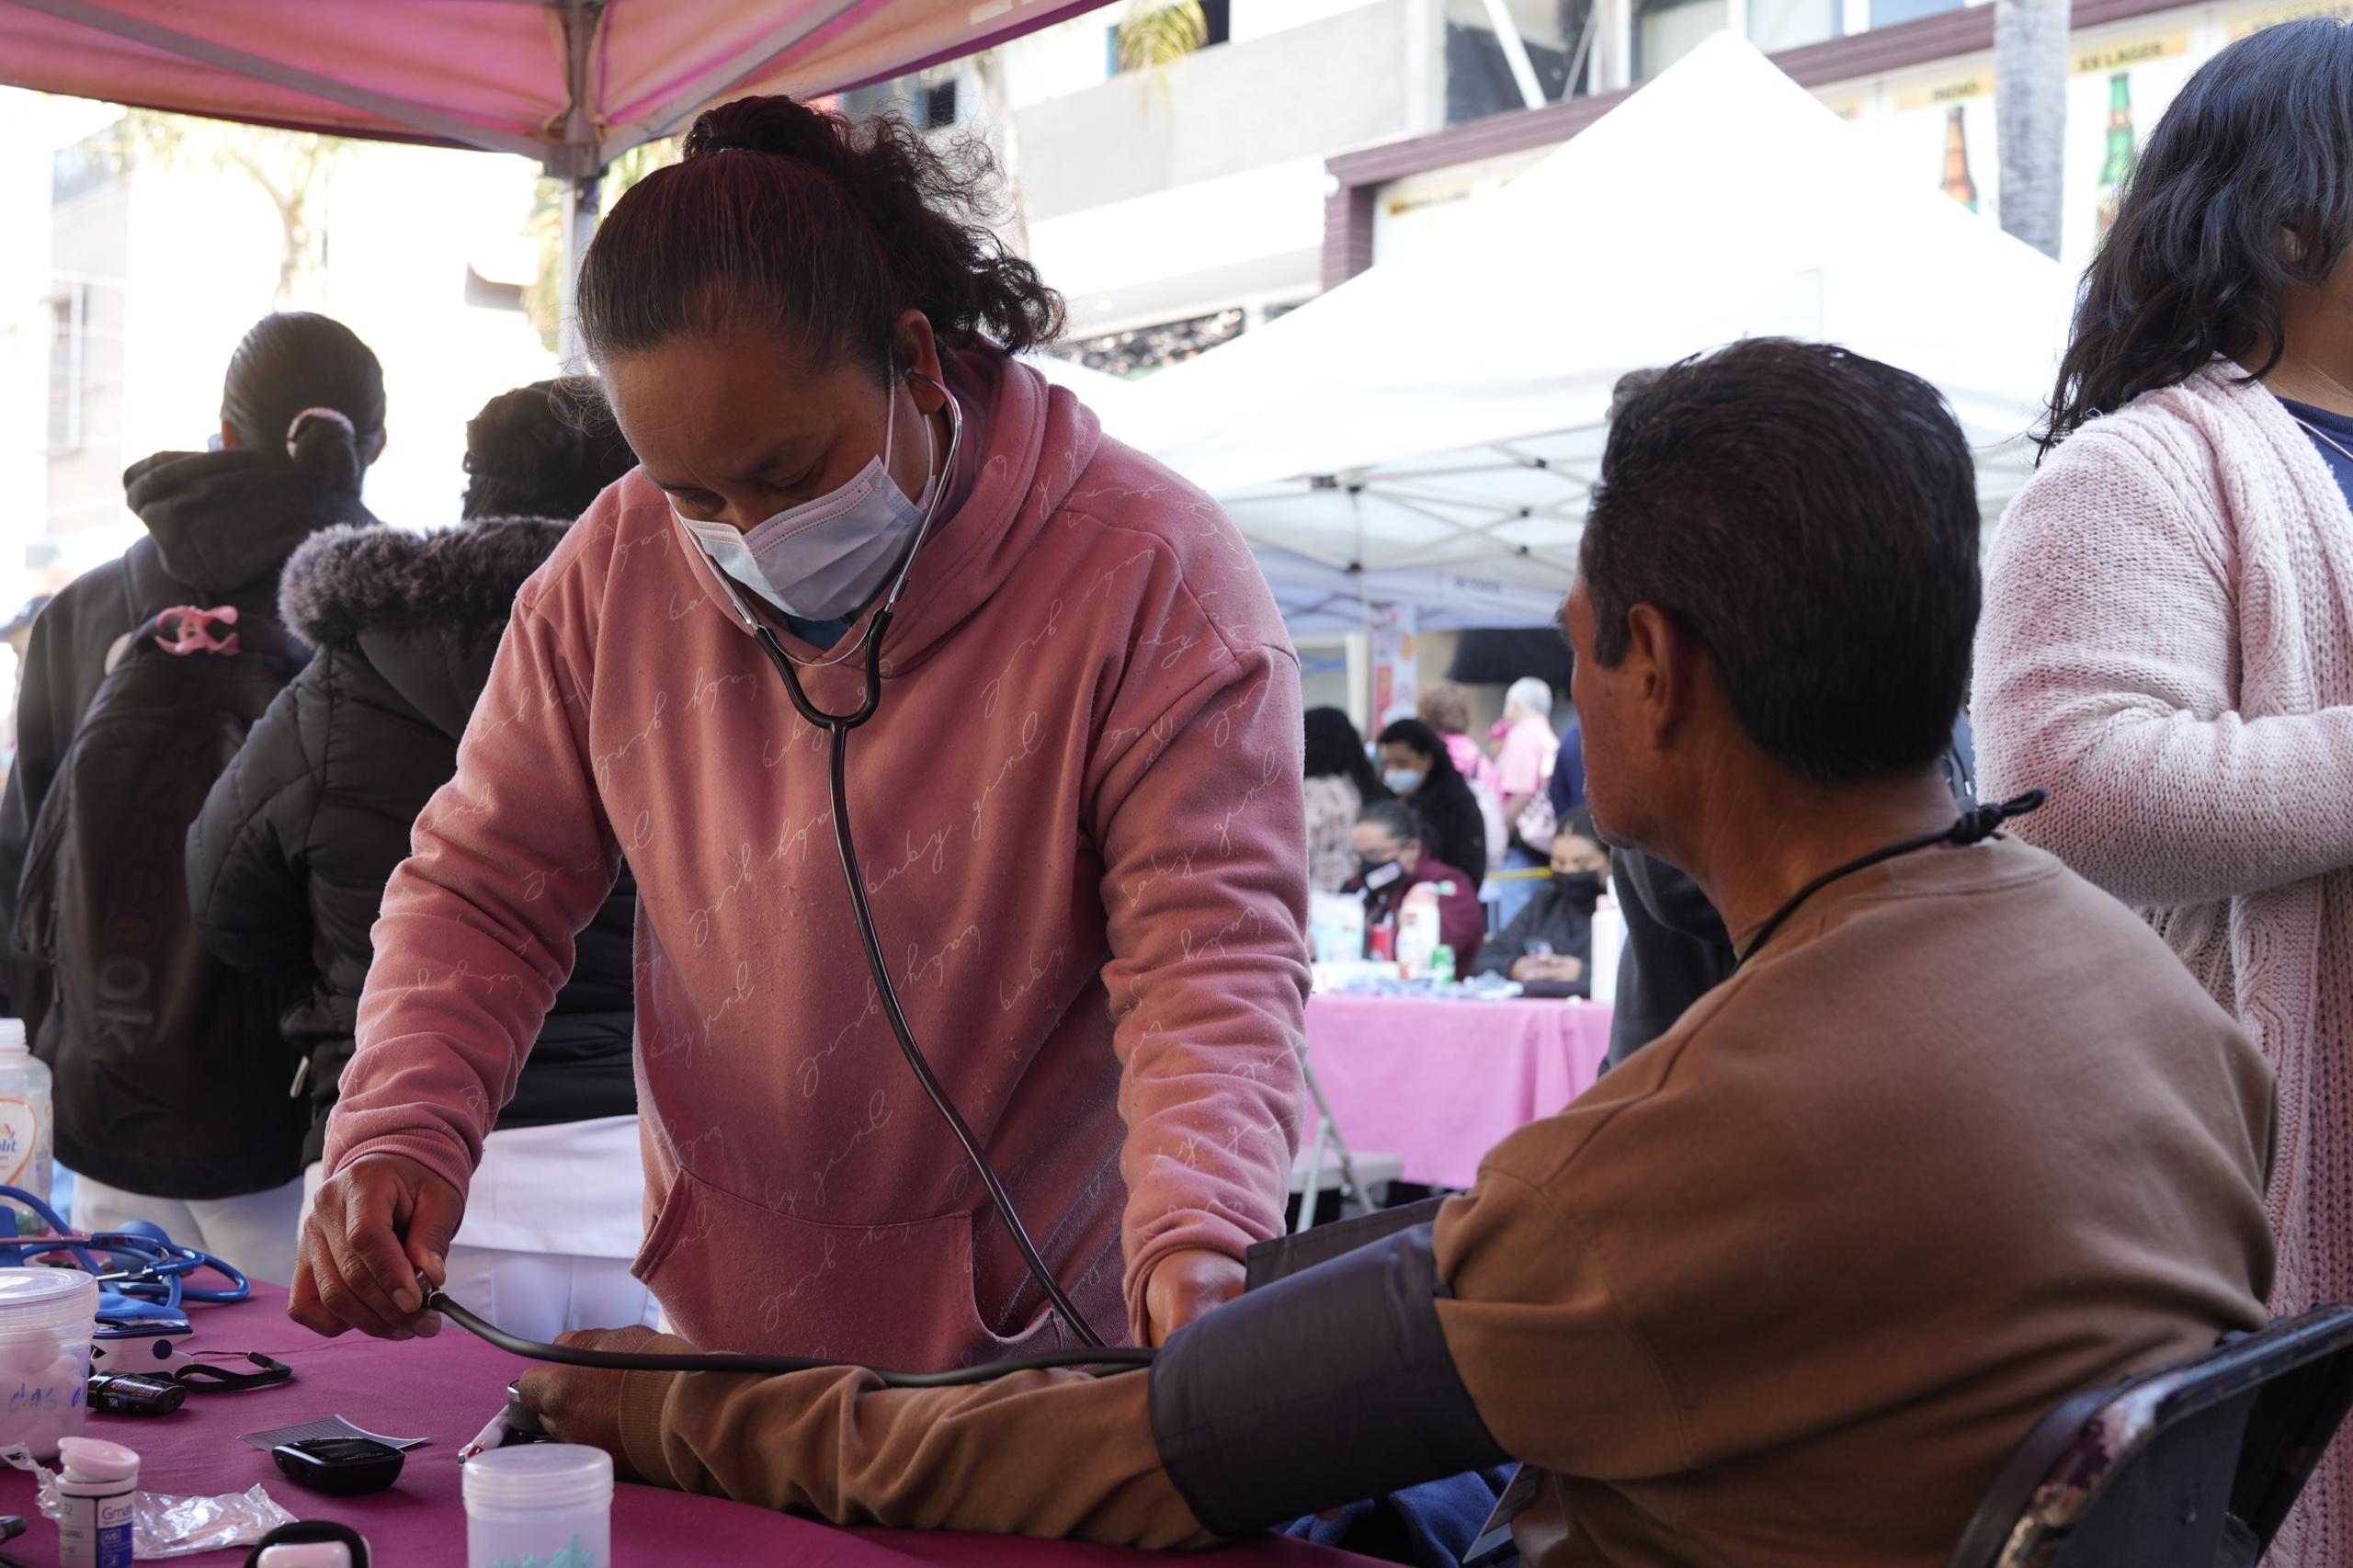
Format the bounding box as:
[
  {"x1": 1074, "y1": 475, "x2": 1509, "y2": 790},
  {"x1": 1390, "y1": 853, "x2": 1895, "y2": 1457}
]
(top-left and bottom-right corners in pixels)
[
  {"x1": 0, "y1": 1020, "x2": 52, "y2": 1227},
  {"x1": 1397, "y1": 884, "x2": 1443, "y2": 980},
  {"x1": 1588, "y1": 894, "x2": 1625, "y2": 1006},
  {"x1": 55, "y1": 1435, "x2": 137, "y2": 1568}
]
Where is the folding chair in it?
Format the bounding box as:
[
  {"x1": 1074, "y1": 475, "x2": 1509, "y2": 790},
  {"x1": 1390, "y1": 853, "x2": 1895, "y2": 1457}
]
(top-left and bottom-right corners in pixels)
[{"x1": 1949, "y1": 1305, "x2": 2353, "y2": 1567}]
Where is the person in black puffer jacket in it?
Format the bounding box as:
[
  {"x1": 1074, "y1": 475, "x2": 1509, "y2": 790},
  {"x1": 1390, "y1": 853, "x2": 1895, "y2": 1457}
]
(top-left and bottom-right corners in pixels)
[
  {"x1": 0, "y1": 312, "x2": 383, "y2": 1285},
  {"x1": 188, "y1": 381, "x2": 651, "y2": 1339}
]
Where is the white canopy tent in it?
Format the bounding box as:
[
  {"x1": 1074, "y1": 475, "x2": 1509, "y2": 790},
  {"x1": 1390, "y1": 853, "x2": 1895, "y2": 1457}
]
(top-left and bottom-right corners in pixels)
[{"x1": 1106, "y1": 33, "x2": 2077, "y2": 635}]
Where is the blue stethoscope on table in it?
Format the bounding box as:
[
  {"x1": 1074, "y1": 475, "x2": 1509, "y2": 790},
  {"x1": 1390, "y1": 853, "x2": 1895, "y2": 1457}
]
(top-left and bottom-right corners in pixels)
[
  {"x1": 0, "y1": 1186, "x2": 290, "y2": 1390},
  {"x1": 0, "y1": 1184, "x2": 246, "y2": 1331}
]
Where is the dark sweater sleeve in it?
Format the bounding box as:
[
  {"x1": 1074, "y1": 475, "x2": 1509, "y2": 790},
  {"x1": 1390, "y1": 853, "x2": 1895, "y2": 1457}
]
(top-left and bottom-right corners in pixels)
[
  {"x1": 188, "y1": 654, "x2": 327, "y2": 988},
  {"x1": 1427, "y1": 785, "x2": 1488, "y2": 893},
  {"x1": 1473, "y1": 896, "x2": 1546, "y2": 979}
]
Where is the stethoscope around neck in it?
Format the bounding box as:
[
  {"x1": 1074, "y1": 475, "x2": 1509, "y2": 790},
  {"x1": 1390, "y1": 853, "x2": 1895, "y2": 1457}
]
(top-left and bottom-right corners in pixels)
[
  {"x1": 703, "y1": 370, "x2": 1111, "y2": 1349},
  {"x1": 711, "y1": 368, "x2": 963, "y2": 729}
]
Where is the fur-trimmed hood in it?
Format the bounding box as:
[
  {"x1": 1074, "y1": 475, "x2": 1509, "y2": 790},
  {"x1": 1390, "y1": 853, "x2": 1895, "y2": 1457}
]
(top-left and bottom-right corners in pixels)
[
  {"x1": 278, "y1": 517, "x2": 572, "y2": 739},
  {"x1": 279, "y1": 516, "x2": 571, "y2": 644}
]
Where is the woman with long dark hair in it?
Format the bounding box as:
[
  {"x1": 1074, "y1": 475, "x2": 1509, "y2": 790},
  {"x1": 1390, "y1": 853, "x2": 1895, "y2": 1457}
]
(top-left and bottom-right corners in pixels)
[
  {"x1": 1303, "y1": 707, "x2": 1385, "y2": 894},
  {"x1": 292, "y1": 97, "x2": 1307, "y2": 1363},
  {"x1": 1375, "y1": 717, "x2": 1489, "y2": 893},
  {"x1": 1974, "y1": 22, "x2": 2353, "y2": 1560}
]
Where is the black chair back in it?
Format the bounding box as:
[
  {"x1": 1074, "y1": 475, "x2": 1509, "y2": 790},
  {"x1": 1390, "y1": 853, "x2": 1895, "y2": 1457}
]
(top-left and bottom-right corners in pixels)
[{"x1": 1949, "y1": 1306, "x2": 2353, "y2": 1567}]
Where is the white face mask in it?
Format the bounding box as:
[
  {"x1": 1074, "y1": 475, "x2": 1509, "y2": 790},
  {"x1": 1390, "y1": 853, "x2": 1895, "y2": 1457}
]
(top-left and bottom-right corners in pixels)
[
  {"x1": 1382, "y1": 767, "x2": 1427, "y2": 796},
  {"x1": 676, "y1": 376, "x2": 938, "y2": 622}
]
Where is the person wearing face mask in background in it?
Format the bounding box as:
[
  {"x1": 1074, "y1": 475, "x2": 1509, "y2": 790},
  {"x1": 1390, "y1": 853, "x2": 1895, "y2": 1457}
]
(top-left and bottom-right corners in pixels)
[
  {"x1": 1352, "y1": 801, "x2": 1484, "y2": 968},
  {"x1": 1472, "y1": 812, "x2": 1608, "y2": 992},
  {"x1": 1374, "y1": 719, "x2": 1488, "y2": 892},
  {"x1": 292, "y1": 97, "x2": 1309, "y2": 1361}
]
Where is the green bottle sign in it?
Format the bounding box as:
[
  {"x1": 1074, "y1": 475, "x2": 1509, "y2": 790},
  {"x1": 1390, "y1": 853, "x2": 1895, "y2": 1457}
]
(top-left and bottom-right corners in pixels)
[{"x1": 2096, "y1": 73, "x2": 2135, "y2": 236}]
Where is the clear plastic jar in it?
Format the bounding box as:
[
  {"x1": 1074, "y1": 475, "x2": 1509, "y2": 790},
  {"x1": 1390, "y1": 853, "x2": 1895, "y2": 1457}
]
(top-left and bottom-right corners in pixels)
[
  {"x1": 464, "y1": 1444, "x2": 613, "y2": 1568},
  {"x1": 0, "y1": 1267, "x2": 97, "y2": 1459}
]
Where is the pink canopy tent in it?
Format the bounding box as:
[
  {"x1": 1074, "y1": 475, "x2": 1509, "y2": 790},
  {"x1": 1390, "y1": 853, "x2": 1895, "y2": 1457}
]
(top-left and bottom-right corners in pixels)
[
  {"x1": 0, "y1": 0, "x2": 1097, "y2": 340},
  {"x1": 0, "y1": 1, "x2": 1091, "y2": 174}
]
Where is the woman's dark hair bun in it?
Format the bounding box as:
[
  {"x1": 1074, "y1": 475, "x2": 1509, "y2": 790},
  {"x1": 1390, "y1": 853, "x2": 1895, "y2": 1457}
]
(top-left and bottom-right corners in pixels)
[
  {"x1": 580, "y1": 94, "x2": 1063, "y2": 372},
  {"x1": 682, "y1": 96, "x2": 840, "y2": 164},
  {"x1": 285, "y1": 406, "x2": 363, "y2": 494}
]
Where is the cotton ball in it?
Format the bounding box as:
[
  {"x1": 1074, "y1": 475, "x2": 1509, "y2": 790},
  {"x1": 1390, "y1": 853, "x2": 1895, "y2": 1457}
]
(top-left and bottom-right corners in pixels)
[{"x1": 0, "y1": 1333, "x2": 57, "y2": 1378}]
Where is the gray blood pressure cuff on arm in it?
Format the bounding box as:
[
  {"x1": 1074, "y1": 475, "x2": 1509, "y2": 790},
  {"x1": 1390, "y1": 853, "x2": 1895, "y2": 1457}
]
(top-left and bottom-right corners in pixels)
[{"x1": 1147, "y1": 1221, "x2": 1509, "y2": 1537}]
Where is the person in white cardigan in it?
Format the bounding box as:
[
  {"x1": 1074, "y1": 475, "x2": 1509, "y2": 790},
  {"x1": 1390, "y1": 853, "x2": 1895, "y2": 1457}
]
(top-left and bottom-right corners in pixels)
[{"x1": 1973, "y1": 22, "x2": 2353, "y2": 1564}]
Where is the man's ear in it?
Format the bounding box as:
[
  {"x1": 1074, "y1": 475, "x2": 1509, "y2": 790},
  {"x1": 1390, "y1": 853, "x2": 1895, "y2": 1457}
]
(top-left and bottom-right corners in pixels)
[{"x1": 1620, "y1": 603, "x2": 1692, "y2": 754}]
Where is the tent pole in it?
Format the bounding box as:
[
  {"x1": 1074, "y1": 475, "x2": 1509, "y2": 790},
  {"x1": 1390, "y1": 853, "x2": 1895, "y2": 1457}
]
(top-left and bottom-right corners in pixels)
[
  {"x1": 558, "y1": 172, "x2": 602, "y2": 366},
  {"x1": 554, "y1": 0, "x2": 606, "y2": 365}
]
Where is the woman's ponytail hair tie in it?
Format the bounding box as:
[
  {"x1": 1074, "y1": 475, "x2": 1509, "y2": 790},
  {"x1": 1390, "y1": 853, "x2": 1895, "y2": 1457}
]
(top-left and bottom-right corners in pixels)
[
  {"x1": 285, "y1": 405, "x2": 357, "y2": 459},
  {"x1": 283, "y1": 404, "x2": 364, "y2": 494}
]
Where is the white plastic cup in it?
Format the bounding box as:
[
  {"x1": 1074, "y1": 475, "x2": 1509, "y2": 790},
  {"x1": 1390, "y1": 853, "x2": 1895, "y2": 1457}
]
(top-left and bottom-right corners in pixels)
[
  {"x1": 0, "y1": 1266, "x2": 96, "y2": 1459},
  {"x1": 465, "y1": 1444, "x2": 613, "y2": 1568}
]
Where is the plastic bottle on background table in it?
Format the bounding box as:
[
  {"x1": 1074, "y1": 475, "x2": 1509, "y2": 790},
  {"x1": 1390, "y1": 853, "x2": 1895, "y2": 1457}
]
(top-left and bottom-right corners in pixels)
[
  {"x1": 56, "y1": 1435, "x2": 137, "y2": 1568},
  {"x1": 1397, "y1": 884, "x2": 1443, "y2": 979},
  {"x1": 0, "y1": 1019, "x2": 52, "y2": 1228},
  {"x1": 1588, "y1": 893, "x2": 1624, "y2": 1006}
]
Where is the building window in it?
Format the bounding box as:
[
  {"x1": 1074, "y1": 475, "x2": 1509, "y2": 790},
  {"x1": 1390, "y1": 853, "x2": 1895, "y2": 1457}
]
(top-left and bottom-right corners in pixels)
[
  {"x1": 1639, "y1": 0, "x2": 1730, "y2": 78},
  {"x1": 917, "y1": 77, "x2": 960, "y2": 131},
  {"x1": 1869, "y1": 0, "x2": 1964, "y2": 28},
  {"x1": 1061, "y1": 307, "x2": 1245, "y2": 376},
  {"x1": 1750, "y1": 0, "x2": 1840, "y2": 52},
  {"x1": 46, "y1": 283, "x2": 86, "y2": 455}
]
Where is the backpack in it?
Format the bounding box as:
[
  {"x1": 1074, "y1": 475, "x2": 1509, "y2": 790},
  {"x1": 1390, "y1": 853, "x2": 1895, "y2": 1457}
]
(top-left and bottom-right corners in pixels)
[{"x1": 12, "y1": 605, "x2": 310, "y2": 1198}]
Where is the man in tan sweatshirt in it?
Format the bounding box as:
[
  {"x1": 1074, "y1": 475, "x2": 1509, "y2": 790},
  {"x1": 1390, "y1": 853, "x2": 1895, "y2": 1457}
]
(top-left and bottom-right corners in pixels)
[{"x1": 516, "y1": 339, "x2": 2277, "y2": 1566}]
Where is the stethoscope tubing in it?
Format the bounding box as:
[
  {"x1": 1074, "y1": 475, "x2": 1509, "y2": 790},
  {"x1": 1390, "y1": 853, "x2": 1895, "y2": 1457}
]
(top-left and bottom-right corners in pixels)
[
  {"x1": 713, "y1": 376, "x2": 1109, "y2": 1350},
  {"x1": 0, "y1": 1185, "x2": 250, "y2": 1308}
]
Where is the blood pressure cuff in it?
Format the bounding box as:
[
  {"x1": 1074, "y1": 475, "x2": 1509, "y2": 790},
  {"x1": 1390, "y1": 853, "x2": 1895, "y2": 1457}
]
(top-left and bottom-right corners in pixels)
[{"x1": 1147, "y1": 1221, "x2": 1509, "y2": 1538}]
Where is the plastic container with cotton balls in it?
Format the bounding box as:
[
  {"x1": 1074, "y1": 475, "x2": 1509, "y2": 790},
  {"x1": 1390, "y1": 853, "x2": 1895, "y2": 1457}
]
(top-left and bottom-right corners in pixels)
[
  {"x1": 465, "y1": 1444, "x2": 611, "y2": 1568},
  {"x1": 0, "y1": 1266, "x2": 97, "y2": 1460}
]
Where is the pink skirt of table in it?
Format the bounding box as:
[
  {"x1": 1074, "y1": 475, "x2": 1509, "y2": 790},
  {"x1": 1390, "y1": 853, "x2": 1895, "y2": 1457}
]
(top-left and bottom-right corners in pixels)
[{"x1": 1302, "y1": 995, "x2": 1614, "y2": 1190}]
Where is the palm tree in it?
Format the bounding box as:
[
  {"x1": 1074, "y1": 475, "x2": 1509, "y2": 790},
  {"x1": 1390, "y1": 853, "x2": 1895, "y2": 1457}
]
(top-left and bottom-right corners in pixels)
[
  {"x1": 1994, "y1": 0, "x2": 2070, "y2": 258},
  {"x1": 1115, "y1": 0, "x2": 1210, "y2": 74}
]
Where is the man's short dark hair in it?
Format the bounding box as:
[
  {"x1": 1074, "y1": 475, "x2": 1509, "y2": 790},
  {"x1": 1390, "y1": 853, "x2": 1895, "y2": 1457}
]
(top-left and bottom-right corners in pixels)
[{"x1": 1581, "y1": 338, "x2": 1979, "y2": 787}]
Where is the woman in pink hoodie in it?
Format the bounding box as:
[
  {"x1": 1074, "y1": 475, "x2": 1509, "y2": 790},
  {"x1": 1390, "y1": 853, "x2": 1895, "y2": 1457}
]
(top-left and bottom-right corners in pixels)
[{"x1": 290, "y1": 97, "x2": 1309, "y2": 1362}]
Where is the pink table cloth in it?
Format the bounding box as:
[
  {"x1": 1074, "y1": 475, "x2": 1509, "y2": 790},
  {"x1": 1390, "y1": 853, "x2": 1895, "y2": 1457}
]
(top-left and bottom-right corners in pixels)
[
  {"x1": 0, "y1": 1285, "x2": 1371, "y2": 1566},
  {"x1": 1303, "y1": 995, "x2": 1615, "y2": 1190}
]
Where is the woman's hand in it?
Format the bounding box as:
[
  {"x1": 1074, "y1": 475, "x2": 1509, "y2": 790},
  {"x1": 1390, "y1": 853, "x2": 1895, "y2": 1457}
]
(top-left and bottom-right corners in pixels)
[
  {"x1": 516, "y1": 1325, "x2": 673, "y2": 1480},
  {"x1": 288, "y1": 1153, "x2": 464, "y2": 1340},
  {"x1": 1510, "y1": 954, "x2": 1586, "y2": 983},
  {"x1": 1143, "y1": 1247, "x2": 1246, "y2": 1345}
]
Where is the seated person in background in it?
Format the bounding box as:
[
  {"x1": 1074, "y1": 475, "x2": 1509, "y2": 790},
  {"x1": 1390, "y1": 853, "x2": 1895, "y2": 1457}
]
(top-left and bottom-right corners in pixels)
[
  {"x1": 1353, "y1": 799, "x2": 1484, "y2": 968},
  {"x1": 517, "y1": 339, "x2": 2276, "y2": 1568},
  {"x1": 1471, "y1": 811, "x2": 1606, "y2": 992}
]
